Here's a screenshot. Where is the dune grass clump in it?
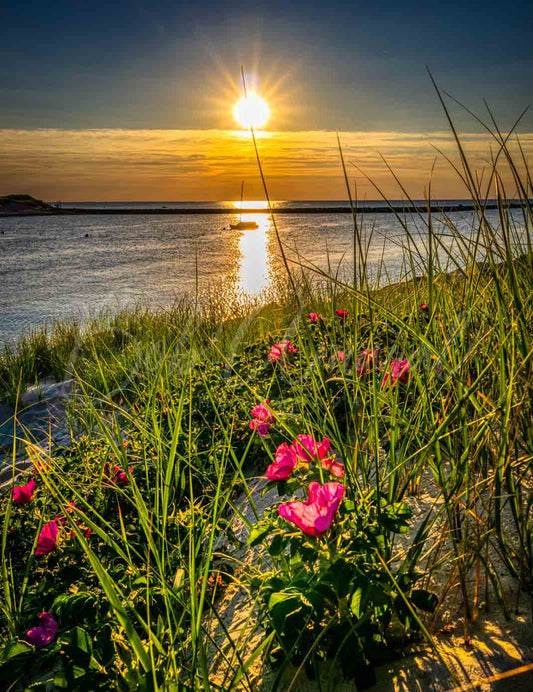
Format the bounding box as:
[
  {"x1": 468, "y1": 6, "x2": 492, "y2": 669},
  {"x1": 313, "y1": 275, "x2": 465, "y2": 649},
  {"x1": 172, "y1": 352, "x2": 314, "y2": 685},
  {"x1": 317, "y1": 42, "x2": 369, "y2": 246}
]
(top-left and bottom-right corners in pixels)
[{"x1": 0, "y1": 93, "x2": 532, "y2": 689}]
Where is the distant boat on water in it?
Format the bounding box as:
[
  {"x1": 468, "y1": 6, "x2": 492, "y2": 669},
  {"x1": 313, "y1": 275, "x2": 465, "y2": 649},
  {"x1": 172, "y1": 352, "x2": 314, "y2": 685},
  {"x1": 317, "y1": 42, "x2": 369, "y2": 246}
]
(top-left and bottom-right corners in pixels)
[{"x1": 230, "y1": 181, "x2": 259, "y2": 230}]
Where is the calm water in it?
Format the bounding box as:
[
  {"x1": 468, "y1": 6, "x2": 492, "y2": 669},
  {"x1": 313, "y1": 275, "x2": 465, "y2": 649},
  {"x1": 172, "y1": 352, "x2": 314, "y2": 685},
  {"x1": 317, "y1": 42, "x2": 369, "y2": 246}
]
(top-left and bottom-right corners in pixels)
[{"x1": 0, "y1": 202, "x2": 524, "y2": 345}]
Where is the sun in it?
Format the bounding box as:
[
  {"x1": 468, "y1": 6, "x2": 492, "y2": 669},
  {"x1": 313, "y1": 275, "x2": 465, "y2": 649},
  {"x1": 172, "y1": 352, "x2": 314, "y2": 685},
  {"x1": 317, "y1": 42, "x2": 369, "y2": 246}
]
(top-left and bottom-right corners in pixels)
[{"x1": 234, "y1": 93, "x2": 270, "y2": 129}]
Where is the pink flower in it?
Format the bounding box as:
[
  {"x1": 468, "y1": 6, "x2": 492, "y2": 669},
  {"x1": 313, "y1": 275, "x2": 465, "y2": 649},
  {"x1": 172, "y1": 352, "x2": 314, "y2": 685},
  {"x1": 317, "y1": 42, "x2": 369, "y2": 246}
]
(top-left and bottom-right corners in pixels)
[
  {"x1": 292, "y1": 434, "x2": 331, "y2": 463},
  {"x1": 337, "y1": 351, "x2": 345, "y2": 363},
  {"x1": 26, "y1": 612, "x2": 58, "y2": 648},
  {"x1": 12, "y1": 478, "x2": 36, "y2": 504},
  {"x1": 267, "y1": 341, "x2": 298, "y2": 362},
  {"x1": 329, "y1": 461, "x2": 345, "y2": 478},
  {"x1": 249, "y1": 400, "x2": 274, "y2": 437},
  {"x1": 320, "y1": 453, "x2": 345, "y2": 478},
  {"x1": 308, "y1": 312, "x2": 320, "y2": 323},
  {"x1": 278, "y1": 481, "x2": 344, "y2": 536},
  {"x1": 104, "y1": 463, "x2": 132, "y2": 486},
  {"x1": 420, "y1": 303, "x2": 429, "y2": 312},
  {"x1": 356, "y1": 348, "x2": 381, "y2": 376},
  {"x1": 266, "y1": 443, "x2": 298, "y2": 481},
  {"x1": 382, "y1": 358, "x2": 410, "y2": 387},
  {"x1": 36, "y1": 521, "x2": 59, "y2": 556},
  {"x1": 335, "y1": 309, "x2": 349, "y2": 320},
  {"x1": 113, "y1": 466, "x2": 133, "y2": 486}
]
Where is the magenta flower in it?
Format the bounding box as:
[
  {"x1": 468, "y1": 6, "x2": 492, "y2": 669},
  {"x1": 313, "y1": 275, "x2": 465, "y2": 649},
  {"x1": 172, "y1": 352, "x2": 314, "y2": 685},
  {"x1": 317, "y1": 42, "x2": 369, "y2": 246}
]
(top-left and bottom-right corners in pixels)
[
  {"x1": 292, "y1": 434, "x2": 331, "y2": 464},
  {"x1": 308, "y1": 312, "x2": 321, "y2": 323},
  {"x1": 356, "y1": 348, "x2": 381, "y2": 376},
  {"x1": 335, "y1": 309, "x2": 349, "y2": 320},
  {"x1": 278, "y1": 481, "x2": 344, "y2": 536},
  {"x1": 382, "y1": 358, "x2": 410, "y2": 387},
  {"x1": 113, "y1": 465, "x2": 133, "y2": 486},
  {"x1": 35, "y1": 521, "x2": 59, "y2": 556},
  {"x1": 266, "y1": 443, "x2": 298, "y2": 481},
  {"x1": 26, "y1": 612, "x2": 58, "y2": 648},
  {"x1": 249, "y1": 400, "x2": 274, "y2": 437},
  {"x1": 104, "y1": 463, "x2": 132, "y2": 486},
  {"x1": 337, "y1": 351, "x2": 345, "y2": 363},
  {"x1": 267, "y1": 341, "x2": 298, "y2": 362},
  {"x1": 12, "y1": 478, "x2": 36, "y2": 504},
  {"x1": 420, "y1": 303, "x2": 429, "y2": 312}
]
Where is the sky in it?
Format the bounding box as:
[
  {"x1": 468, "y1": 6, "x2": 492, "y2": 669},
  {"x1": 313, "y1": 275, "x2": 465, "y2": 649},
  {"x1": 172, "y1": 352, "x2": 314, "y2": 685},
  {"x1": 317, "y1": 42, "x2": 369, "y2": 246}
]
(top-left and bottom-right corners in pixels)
[{"x1": 1, "y1": 0, "x2": 532, "y2": 200}]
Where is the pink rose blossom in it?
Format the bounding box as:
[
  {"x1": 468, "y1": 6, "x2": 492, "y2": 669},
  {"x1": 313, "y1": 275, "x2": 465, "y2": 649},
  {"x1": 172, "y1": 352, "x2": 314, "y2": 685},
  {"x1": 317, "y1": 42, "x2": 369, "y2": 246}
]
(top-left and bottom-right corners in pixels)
[
  {"x1": 35, "y1": 521, "x2": 59, "y2": 556},
  {"x1": 104, "y1": 463, "x2": 132, "y2": 486},
  {"x1": 267, "y1": 341, "x2": 298, "y2": 362},
  {"x1": 382, "y1": 358, "x2": 410, "y2": 387},
  {"x1": 292, "y1": 434, "x2": 331, "y2": 463},
  {"x1": 113, "y1": 466, "x2": 133, "y2": 486},
  {"x1": 26, "y1": 612, "x2": 58, "y2": 648},
  {"x1": 335, "y1": 309, "x2": 349, "y2": 320},
  {"x1": 12, "y1": 478, "x2": 36, "y2": 504},
  {"x1": 320, "y1": 454, "x2": 345, "y2": 478},
  {"x1": 278, "y1": 481, "x2": 345, "y2": 536},
  {"x1": 329, "y1": 461, "x2": 345, "y2": 478},
  {"x1": 266, "y1": 443, "x2": 298, "y2": 481},
  {"x1": 249, "y1": 400, "x2": 274, "y2": 437},
  {"x1": 308, "y1": 312, "x2": 320, "y2": 323}
]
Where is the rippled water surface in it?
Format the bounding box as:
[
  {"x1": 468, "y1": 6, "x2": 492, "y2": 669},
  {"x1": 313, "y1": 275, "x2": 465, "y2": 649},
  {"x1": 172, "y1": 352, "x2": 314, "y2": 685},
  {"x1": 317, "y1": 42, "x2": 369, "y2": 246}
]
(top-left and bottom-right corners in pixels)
[{"x1": 0, "y1": 205, "x2": 524, "y2": 345}]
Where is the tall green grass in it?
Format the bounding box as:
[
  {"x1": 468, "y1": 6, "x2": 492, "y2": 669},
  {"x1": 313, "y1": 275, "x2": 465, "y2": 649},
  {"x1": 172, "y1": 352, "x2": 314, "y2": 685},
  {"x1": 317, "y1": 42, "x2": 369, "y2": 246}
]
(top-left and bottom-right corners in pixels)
[{"x1": 0, "y1": 86, "x2": 532, "y2": 690}]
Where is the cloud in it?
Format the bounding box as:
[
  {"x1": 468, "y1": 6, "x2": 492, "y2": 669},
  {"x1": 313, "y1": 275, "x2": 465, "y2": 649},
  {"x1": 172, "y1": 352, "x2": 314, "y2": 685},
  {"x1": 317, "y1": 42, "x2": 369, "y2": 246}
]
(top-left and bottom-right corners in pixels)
[{"x1": 0, "y1": 128, "x2": 531, "y2": 200}]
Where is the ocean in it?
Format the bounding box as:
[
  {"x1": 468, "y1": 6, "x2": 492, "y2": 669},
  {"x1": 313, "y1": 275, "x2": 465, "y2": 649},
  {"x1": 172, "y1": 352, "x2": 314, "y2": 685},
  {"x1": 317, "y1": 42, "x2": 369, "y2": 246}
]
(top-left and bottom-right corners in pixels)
[{"x1": 0, "y1": 201, "x2": 525, "y2": 345}]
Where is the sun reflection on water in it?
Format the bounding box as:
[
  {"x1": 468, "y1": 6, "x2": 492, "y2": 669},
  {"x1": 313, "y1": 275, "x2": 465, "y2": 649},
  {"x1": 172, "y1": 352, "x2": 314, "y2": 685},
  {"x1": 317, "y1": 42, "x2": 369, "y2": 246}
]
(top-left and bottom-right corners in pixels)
[
  {"x1": 232, "y1": 200, "x2": 269, "y2": 210},
  {"x1": 236, "y1": 213, "x2": 270, "y2": 295}
]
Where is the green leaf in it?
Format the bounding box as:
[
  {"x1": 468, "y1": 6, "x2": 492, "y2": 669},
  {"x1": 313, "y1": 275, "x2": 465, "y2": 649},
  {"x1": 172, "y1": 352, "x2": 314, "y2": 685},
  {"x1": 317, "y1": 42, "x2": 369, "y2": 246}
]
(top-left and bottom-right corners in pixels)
[
  {"x1": 350, "y1": 586, "x2": 363, "y2": 618},
  {"x1": 410, "y1": 589, "x2": 438, "y2": 613},
  {"x1": 52, "y1": 593, "x2": 98, "y2": 624},
  {"x1": 68, "y1": 627, "x2": 93, "y2": 657},
  {"x1": 268, "y1": 534, "x2": 286, "y2": 557},
  {"x1": 247, "y1": 520, "x2": 271, "y2": 546},
  {"x1": 0, "y1": 641, "x2": 32, "y2": 662},
  {"x1": 379, "y1": 502, "x2": 412, "y2": 533}
]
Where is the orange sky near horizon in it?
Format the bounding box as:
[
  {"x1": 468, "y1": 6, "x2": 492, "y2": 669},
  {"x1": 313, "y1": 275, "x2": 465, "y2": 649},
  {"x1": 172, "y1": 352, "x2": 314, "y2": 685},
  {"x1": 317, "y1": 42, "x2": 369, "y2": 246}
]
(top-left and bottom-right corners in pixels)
[{"x1": 1, "y1": 128, "x2": 531, "y2": 202}]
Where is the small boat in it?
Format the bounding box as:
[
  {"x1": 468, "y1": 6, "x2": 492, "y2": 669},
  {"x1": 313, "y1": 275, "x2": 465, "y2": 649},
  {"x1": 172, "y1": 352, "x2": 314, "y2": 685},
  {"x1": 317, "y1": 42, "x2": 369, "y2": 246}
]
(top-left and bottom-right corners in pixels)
[
  {"x1": 230, "y1": 220, "x2": 259, "y2": 230},
  {"x1": 230, "y1": 181, "x2": 258, "y2": 230}
]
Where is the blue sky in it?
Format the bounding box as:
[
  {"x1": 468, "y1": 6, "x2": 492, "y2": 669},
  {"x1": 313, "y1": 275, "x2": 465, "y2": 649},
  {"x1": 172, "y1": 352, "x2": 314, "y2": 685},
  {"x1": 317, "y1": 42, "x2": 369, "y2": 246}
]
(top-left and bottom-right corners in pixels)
[{"x1": 2, "y1": 0, "x2": 532, "y2": 131}]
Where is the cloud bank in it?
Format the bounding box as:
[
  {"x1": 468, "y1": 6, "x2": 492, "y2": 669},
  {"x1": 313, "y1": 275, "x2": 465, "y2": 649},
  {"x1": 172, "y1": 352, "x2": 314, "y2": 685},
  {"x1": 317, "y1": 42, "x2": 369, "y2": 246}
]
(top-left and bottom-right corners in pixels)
[{"x1": 1, "y1": 128, "x2": 531, "y2": 201}]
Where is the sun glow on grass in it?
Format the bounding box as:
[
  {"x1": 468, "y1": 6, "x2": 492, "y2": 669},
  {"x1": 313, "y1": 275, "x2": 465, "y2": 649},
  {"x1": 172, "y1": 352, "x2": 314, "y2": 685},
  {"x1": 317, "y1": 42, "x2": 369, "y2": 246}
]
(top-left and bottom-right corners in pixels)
[{"x1": 234, "y1": 92, "x2": 270, "y2": 129}]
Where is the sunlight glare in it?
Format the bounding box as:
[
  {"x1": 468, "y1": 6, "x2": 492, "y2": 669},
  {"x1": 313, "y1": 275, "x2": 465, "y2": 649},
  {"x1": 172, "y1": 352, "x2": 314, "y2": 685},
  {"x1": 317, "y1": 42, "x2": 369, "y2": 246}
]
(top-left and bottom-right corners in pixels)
[
  {"x1": 234, "y1": 93, "x2": 270, "y2": 129},
  {"x1": 233, "y1": 200, "x2": 268, "y2": 210}
]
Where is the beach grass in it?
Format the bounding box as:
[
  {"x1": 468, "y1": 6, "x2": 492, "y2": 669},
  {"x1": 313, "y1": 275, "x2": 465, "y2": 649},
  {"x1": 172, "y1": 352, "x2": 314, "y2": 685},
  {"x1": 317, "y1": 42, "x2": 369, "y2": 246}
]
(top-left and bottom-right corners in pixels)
[{"x1": 0, "y1": 93, "x2": 532, "y2": 690}]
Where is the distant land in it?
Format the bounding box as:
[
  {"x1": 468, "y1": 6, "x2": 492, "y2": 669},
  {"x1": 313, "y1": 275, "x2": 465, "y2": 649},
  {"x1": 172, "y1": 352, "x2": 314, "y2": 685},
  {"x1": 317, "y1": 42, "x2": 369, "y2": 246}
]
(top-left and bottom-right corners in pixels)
[
  {"x1": 0, "y1": 194, "x2": 55, "y2": 214},
  {"x1": 0, "y1": 194, "x2": 529, "y2": 217}
]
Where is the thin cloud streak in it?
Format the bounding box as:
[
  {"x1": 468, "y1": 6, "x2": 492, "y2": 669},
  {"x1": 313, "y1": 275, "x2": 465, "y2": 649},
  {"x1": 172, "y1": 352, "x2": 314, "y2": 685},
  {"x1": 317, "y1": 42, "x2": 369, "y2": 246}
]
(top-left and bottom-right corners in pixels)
[{"x1": 1, "y1": 128, "x2": 531, "y2": 201}]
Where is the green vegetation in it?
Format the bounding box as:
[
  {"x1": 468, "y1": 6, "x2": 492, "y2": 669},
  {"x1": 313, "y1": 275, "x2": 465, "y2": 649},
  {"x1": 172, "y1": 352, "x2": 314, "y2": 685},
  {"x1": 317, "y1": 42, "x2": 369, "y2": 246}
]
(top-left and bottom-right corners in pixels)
[{"x1": 0, "y1": 94, "x2": 532, "y2": 690}]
